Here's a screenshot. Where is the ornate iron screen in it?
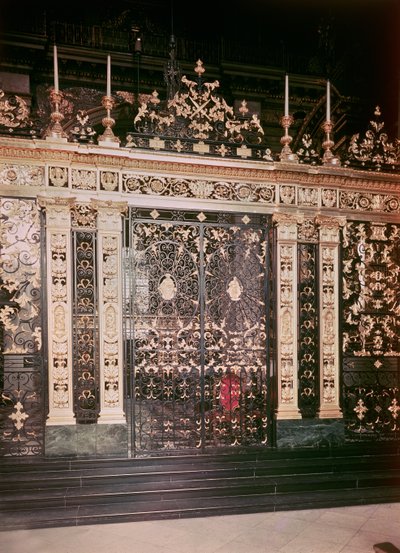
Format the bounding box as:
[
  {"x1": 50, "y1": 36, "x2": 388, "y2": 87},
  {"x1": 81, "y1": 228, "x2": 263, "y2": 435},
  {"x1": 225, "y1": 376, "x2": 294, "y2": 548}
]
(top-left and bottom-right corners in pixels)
[
  {"x1": 123, "y1": 208, "x2": 272, "y2": 454},
  {"x1": 0, "y1": 198, "x2": 45, "y2": 456},
  {"x1": 342, "y1": 221, "x2": 400, "y2": 440}
]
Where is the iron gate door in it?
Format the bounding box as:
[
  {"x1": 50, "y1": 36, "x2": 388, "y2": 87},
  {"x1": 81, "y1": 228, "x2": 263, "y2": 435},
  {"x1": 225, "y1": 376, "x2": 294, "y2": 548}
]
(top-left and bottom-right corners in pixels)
[{"x1": 123, "y1": 208, "x2": 272, "y2": 455}]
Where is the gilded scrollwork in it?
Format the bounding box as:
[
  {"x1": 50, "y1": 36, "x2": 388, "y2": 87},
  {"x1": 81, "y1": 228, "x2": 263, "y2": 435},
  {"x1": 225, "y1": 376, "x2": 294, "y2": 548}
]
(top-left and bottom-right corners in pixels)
[
  {"x1": 71, "y1": 203, "x2": 97, "y2": 228},
  {"x1": 279, "y1": 185, "x2": 296, "y2": 205},
  {"x1": 297, "y1": 241, "x2": 319, "y2": 417},
  {"x1": 121, "y1": 173, "x2": 276, "y2": 204},
  {"x1": 321, "y1": 188, "x2": 338, "y2": 208},
  {"x1": 339, "y1": 191, "x2": 400, "y2": 213},
  {"x1": 298, "y1": 219, "x2": 318, "y2": 242},
  {"x1": 0, "y1": 164, "x2": 44, "y2": 187},
  {"x1": 100, "y1": 171, "x2": 119, "y2": 191},
  {"x1": 342, "y1": 221, "x2": 400, "y2": 358},
  {"x1": 298, "y1": 187, "x2": 318, "y2": 207},
  {"x1": 49, "y1": 166, "x2": 68, "y2": 187},
  {"x1": 345, "y1": 107, "x2": 400, "y2": 172},
  {"x1": 0, "y1": 198, "x2": 42, "y2": 353},
  {"x1": 71, "y1": 168, "x2": 97, "y2": 190},
  {"x1": 132, "y1": 60, "x2": 265, "y2": 146},
  {"x1": 0, "y1": 90, "x2": 31, "y2": 130}
]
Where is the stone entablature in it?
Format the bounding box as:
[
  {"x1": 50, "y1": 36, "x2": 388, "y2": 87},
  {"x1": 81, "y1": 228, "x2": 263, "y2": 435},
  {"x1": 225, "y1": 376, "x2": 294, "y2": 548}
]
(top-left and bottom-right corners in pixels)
[{"x1": 0, "y1": 138, "x2": 399, "y2": 220}]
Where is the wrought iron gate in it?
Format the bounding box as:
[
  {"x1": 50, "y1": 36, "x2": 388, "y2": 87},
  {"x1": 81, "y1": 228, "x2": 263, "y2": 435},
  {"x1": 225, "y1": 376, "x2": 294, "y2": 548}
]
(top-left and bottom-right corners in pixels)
[{"x1": 123, "y1": 208, "x2": 272, "y2": 455}]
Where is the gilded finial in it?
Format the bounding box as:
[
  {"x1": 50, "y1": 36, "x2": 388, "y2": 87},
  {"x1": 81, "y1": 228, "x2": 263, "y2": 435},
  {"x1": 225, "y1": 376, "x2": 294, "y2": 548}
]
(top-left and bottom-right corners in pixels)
[
  {"x1": 195, "y1": 59, "x2": 205, "y2": 76},
  {"x1": 239, "y1": 100, "x2": 249, "y2": 116}
]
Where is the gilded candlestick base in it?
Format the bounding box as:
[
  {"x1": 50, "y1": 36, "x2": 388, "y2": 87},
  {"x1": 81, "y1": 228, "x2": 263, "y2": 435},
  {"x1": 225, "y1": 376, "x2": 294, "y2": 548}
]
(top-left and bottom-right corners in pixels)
[
  {"x1": 45, "y1": 89, "x2": 67, "y2": 140},
  {"x1": 322, "y1": 120, "x2": 341, "y2": 166},
  {"x1": 279, "y1": 115, "x2": 298, "y2": 162},
  {"x1": 98, "y1": 95, "x2": 120, "y2": 145}
]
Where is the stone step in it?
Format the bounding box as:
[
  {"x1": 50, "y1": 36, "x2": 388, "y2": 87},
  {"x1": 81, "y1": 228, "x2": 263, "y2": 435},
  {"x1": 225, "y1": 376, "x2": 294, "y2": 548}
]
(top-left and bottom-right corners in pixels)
[{"x1": 0, "y1": 443, "x2": 399, "y2": 530}]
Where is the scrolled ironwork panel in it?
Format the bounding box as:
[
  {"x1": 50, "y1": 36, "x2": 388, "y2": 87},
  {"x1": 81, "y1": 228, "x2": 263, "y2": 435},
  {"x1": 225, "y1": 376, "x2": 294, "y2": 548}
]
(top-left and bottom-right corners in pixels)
[
  {"x1": 342, "y1": 222, "x2": 400, "y2": 357},
  {"x1": 126, "y1": 219, "x2": 201, "y2": 452},
  {"x1": 297, "y1": 243, "x2": 319, "y2": 417},
  {"x1": 72, "y1": 230, "x2": 99, "y2": 423},
  {"x1": 342, "y1": 221, "x2": 400, "y2": 441},
  {"x1": 342, "y1": 357, "x2": 400, "y2": 440},
  {"x1": 0, "y1": 354, "x2": 44, "y2": 456},
  {"x1": 203, "y1": 224, "x2": 269, "y2": 447},
  {"x1": 0, "y1": 198, "x2": 42, "y2": 354},
  {"x1": 0, "y1": 198, "x2": 44, "y2": 457}
]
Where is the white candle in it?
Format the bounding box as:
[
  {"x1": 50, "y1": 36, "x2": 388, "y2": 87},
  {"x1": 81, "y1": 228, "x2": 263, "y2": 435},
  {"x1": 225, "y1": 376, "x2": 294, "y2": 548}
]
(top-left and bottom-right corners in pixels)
[
  {"x1": 326, "y1": 79, "x2": 331, "y2": 121},
  {"x1": 106, "y1": 55, "x2": 111, "y2": 97},
  {"x1": 53, "y1": 45, "x2": 59, "y2": 92},
  {"x1": 284, "y1": 73, "x2": 289, "y2": 117}
]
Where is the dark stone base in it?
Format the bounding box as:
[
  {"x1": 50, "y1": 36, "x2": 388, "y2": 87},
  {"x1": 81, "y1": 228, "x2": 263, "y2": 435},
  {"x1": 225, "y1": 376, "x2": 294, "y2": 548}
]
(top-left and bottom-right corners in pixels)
[
  {"x1": 45, "y1": 424, "x2": 128, "y2": 457},
  {"x1": 275, "y1": 418, "x2": 346, "y2": 448}
]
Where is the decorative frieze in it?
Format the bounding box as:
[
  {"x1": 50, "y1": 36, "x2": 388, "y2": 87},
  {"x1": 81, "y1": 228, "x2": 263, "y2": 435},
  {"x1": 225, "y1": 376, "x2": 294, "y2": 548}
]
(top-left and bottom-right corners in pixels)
[
  {"x1": 122, "y1": 173, "x2": 276, "y2": 204},
  {"x1": 71, "y1": 168, "x2": 97, "y2": 190},
  {"x1": 0, "y1": 141, "x2": 399, "y2": 219},
  {"x1": 279, "y1": 185, "x2": 296, "y2": 205},
  {"x1": 298, "y1": 186, "x2": 318, "y2": 207},
  {"x1": 100, "y1": 170, "x2": 119, "y2": 191},
  {"x1": 321, "y1": 188, "x2": 338, "y2": 208},
  {"x1": 339, "y1": 191, "x2": 400, "y2": 213},
  {"x1": 0, "y1": 164, "x2": 44, "y2": 187},
  {"x1": 49, "y1": 166, "x2": 68, "y2": 187}
]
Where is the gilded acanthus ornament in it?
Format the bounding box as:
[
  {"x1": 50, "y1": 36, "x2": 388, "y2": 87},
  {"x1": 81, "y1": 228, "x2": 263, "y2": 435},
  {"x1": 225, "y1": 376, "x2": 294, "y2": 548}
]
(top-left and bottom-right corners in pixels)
[
  {"x1": 0, "y1": 90, "x2": 39, "y2": 137},
  {"x1": 128, "y1": 60, "x2": 267, "y2": 158},
  {"x1": 345, "y1": 107, "x2": 400, "y2": 172}
]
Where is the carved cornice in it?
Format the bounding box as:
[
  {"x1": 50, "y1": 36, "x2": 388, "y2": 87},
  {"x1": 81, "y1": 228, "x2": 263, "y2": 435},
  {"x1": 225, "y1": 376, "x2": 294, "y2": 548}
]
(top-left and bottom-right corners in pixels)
[{"x1": 1, "y1": 142, "x2": 399, "y2": 192}]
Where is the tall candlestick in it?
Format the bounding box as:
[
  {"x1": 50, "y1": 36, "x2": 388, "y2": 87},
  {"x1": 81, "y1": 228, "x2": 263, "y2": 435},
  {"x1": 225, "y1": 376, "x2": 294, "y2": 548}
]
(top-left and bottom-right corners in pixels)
[
  {"x1": 53, "y1": 45, "x2": 59, "y2": 93},
  {"x1": 326, "y1": 79, "x2": 331, "y2": 121},
  {"x1": 106, "y1": 55, "x2": 111, "y2": 97},
  {"x1": 284, "y1": 73, "x2": 289, "y2": 117}
]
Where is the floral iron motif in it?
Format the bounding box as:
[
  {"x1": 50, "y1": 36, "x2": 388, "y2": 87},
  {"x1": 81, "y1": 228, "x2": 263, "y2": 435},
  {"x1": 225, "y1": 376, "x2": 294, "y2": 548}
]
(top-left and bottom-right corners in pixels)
[
  {"x1": 0, "y1": 90, "x2": 39, "y2": 137},
  {"x1": 296, "y1": 134, "x2": 322, "y2": 165},
  {"x1": 127, "y1": 60, "x2": 271, "y2": 160},
  {"x1": 69, "y1": 110, "x2": 97, "y2": 143},
  {"x1": 345, "y1": 107, "x2": 400, "y2": 172}
]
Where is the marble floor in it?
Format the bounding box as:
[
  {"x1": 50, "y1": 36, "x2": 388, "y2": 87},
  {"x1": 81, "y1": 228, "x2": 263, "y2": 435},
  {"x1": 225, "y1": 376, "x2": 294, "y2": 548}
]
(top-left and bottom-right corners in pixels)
[{"x1": 1, "y1": 502, "x2": 400, "y2": 553}]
